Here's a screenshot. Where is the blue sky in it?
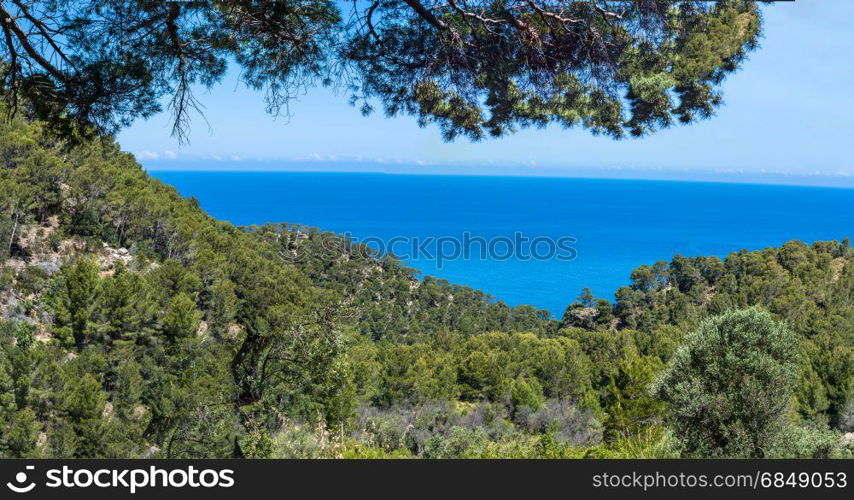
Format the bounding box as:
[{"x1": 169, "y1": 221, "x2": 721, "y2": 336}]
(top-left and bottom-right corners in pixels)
[{"x1": 118, "y1": 0, "x2": 854, "y2": 186}]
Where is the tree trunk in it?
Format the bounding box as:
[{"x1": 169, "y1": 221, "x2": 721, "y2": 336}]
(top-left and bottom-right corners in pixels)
[{"x1": 8, "y1": 201, "x2": 19, "y2": 256}]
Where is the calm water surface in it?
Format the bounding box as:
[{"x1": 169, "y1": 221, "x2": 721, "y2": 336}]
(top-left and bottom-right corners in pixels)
[{"x1": 151, "y1": 172, "x2": 854, "y2": 316}]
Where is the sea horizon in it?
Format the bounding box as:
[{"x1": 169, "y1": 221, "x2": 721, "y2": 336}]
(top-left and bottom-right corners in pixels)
[{"x1": 139, "y1": 161, "x2": 854, "y2": 190}]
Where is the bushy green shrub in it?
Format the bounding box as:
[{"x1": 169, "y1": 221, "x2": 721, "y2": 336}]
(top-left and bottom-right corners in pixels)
[
  {"x1": 654, "y1": 308, "x2": 799, "y2": 458},
  {"x1": 766, "y1": 424, "x2": 847, "y2": 459}
]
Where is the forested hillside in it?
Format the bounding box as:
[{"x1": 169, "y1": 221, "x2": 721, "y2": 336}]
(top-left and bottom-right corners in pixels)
[{"x1": 0, "y1": 110, "x2": 851, "y2": 458}]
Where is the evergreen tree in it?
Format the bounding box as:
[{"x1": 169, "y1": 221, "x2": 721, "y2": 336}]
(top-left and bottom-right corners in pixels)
[
  {"x1": 1, "y1": 1, "x2": 761, "y2": 142},
  {"x1": 54, "y1": 259, "x2": 99, "y2": 348}
]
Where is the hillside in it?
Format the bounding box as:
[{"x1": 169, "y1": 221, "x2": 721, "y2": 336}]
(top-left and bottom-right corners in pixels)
[{"x1": 0, "y1": 110, "x2": 851, "y2": 458}]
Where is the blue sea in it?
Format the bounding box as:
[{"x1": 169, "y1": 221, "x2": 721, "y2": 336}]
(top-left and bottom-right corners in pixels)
[{"x1": 151, "y1": 172, "x2": 854, "y2": 317}]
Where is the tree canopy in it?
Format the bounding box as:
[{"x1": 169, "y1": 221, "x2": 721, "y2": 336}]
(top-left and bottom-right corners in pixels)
[{"x1": 0, "y1": 0, "x2": 761, "y2": 141}]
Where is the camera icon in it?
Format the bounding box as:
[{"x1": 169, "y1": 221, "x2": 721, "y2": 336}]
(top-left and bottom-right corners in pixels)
[{"x1": 7, "y1": 465, "x2": 36, "y2": 493}]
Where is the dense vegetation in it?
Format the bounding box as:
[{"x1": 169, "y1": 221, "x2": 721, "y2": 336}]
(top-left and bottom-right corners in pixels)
[{"x1": 0, "y1": 110, "x2": 851, "y2": 458}]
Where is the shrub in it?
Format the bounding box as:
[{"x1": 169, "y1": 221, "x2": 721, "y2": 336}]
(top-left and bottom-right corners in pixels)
[
  {"x1": 766, "y1": 423, "x2": 845, "y2": 458},
  {"x1": 654, "y1": 308, "x2": 798, "y2": 457}
]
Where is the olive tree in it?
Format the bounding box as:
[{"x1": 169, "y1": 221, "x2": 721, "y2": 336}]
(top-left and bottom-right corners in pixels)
[{"x1": 654, "y1": 307, "x2": 799, "y2": 458}]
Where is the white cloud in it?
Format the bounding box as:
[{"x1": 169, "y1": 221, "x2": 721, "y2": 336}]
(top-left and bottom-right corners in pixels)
[
  {"x1": 135, "y1": 149, "x2": 179, "y2": 160},
  {"x1": 294, "y1": 153, "x2": 340, "y2": 162},
  {"x1": 135, "y1": 150, "x2": 161, "y2": 160}
]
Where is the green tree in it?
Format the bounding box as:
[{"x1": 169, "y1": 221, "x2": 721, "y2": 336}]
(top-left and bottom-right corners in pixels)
[
  {"x1": 57, "y1": 372, "x2": 108, "y2": 457},
  {"x1": 1, "y1": 1, "x2": 761, "y2": 142},
  {"x1": 95, "y1": 265, "x2": 154, "y2": 342},
  {"x1": 509, "y1": 376, "x2": 545, "y2": 415},
  {"x1": 654, "y1": 308, "x2": 799, "y2": 458},
  {"x1": 0, "y1": 179, "x2": 34, "y2": 259},
  {"x1": 161, "y1": 293, "x2": 202, "y2": 341},
  {"x1": 55, "y1": 259, "x2": 99, "y2": 348},
  {"x1": 207, "y1": 278, "x2": 238, "y2": 338},
  {"x1": 3, "y1": 408, "x2": 42, "y2": 458},
  {"x1": 602, "y1": 354, "x2": 666, "y2": 441}
]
